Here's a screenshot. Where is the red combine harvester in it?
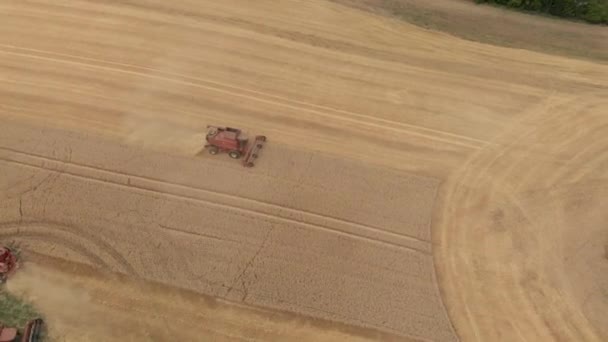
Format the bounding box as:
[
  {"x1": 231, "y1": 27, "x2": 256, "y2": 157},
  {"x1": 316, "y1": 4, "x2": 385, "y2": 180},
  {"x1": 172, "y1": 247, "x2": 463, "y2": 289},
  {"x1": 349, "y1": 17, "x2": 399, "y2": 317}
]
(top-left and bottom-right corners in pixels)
[
  {"x1": 204, "y1": 126, "x2": 266, "y2": 167},
  {"x1": 0, "y1": 246, "x2": 18, "y2": 284},
  {"x1": 0, "y1": 319, "x2": 44, "y2": 342}
]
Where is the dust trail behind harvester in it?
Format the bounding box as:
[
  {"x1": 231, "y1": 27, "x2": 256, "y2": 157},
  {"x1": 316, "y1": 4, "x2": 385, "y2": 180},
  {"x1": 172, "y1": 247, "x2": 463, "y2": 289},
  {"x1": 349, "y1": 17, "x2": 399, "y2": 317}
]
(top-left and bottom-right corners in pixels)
[
  {"x1": 7, "y1": 263, "x2": 158, "y2": 342},
  {"x1": 7, "y1": 262, "x2": 390, "y2": 342},
  {"x1": 119, "y1": 50, "x2": 205, "y2": 157}
]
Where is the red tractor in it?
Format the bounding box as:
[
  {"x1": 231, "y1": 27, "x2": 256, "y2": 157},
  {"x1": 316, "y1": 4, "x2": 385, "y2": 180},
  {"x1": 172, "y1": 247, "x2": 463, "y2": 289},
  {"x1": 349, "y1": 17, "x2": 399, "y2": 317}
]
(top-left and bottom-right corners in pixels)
[
  {"x1": 204, "y1": 126, "x2": 266, "y2": 167},
  {"x1": 0, "y1": 246, "x2": 18, "y2": 284}
]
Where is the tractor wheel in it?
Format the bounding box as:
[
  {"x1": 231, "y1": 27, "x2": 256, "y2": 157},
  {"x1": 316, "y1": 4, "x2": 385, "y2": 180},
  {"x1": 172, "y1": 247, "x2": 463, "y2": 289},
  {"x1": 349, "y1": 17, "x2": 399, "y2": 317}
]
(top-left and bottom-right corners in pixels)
[
  {"x1": 208, "y1": 146, "x2": 219, "y2": 155},
  {"x1": 229, "y1": 151, "x2": 242, "y2": 159}
]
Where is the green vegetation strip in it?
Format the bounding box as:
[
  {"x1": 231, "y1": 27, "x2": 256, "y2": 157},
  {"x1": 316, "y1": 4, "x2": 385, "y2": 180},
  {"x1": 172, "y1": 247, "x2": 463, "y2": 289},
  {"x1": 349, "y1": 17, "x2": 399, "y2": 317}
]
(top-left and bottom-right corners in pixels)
[
  {"x1": 475, "y1": 0, "x2": 608, "y2": 24},
  {"x1": 0, "y1": 290, "x2": 40, "y2": 328}
]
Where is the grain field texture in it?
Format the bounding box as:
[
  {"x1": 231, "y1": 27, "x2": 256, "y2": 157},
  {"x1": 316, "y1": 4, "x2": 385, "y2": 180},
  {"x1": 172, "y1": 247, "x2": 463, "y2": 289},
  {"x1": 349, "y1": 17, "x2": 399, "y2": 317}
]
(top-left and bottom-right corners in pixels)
[
  {"x1": 7, "y1": 260, "x2": 409, "y2": 342},
  {"x1": 0, "y1": 0, "x2": 607, "y2": 341}
]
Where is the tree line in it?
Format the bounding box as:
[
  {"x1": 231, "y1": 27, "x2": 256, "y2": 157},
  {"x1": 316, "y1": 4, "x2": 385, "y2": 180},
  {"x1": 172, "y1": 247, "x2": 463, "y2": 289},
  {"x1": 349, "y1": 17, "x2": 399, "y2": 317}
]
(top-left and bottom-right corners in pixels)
[{"x1": 475, "y1": 0, "x2": 608, "y2": 24}]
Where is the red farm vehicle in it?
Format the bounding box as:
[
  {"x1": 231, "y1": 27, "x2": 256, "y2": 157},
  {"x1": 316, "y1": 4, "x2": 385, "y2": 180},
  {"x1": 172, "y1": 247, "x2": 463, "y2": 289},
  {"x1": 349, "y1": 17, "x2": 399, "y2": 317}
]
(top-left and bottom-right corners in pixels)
[
  {"x1": 204, "y1": 126, "x2": 266, "y2": 167},
  {"x1": 0, "y1": 247, "x2": 43, "y2": 341},
  {"x1": 0, "y1": 324, "x2": 17, "y2": 342},
  {"x1": 0, "y1": 246, "x2": 18, "y2": 284},
  {"x1": 0, "y1": 319, "x2": 44, "y2": 342}
]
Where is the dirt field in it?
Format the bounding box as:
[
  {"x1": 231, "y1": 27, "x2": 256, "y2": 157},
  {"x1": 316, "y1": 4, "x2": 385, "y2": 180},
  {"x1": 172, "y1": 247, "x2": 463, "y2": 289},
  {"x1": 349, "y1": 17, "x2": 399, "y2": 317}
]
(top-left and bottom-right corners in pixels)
[{"x1": 0, "y1": 0, "x2": 607, "y2": 341}]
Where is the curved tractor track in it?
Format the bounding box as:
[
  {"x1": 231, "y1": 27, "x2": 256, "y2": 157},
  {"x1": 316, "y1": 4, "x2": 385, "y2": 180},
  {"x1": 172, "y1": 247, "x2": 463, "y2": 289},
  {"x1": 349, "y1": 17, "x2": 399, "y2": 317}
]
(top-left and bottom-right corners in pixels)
[
  {"x1": 436, "y1": 93, "x2": 608, "y2": 341},
  {"x1": 1, "y1": 0, "x2": 607, "y2": 341},
  {"x1": 0, "y1": 221, "x2": 136, "y2": 275}
]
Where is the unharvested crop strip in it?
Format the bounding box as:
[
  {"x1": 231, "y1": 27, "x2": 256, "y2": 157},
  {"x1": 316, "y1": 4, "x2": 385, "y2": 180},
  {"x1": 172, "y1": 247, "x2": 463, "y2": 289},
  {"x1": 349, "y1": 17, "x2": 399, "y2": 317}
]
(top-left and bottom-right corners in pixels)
[{"x1": 0, "y1": 148, "x2": 431, "y2": 254}]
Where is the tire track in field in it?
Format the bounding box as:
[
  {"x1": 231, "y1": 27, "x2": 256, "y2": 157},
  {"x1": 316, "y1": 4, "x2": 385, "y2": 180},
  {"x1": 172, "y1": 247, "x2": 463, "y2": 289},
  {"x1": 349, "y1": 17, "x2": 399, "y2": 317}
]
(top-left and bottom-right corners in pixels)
[
  {"x1": 430, "y1": 95, "x2": 565, "y2": 340},
  {"x1": 0, "y1": 229, "x2": 106, "y2": 268},
  {"x1": 0, "y1": 221, "x2": 136, "y2": 275},
  {"x1": 434, "y1": 94, "x2": 608, "y2": 341},
  {"x1": 0, "y1": 45, "x2": 486, "y2": 150},
  {"x1": 0, "y1": 147, "x2": 432, "y2": 254}
]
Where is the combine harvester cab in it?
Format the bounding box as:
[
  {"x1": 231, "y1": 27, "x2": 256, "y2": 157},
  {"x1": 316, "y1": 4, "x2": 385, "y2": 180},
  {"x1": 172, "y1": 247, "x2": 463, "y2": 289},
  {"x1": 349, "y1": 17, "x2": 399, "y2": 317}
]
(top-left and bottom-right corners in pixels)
[{"x1": 204, "y1": 126, "x2": 266, "y2": 167}]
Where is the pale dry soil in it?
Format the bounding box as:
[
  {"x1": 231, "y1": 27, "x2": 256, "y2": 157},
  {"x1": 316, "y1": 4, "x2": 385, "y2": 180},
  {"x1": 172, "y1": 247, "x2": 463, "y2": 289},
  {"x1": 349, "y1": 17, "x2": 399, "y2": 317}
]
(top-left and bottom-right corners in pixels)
[
  {"x1": 8, "y1": 259, "x2": 405, "y2": 342},
  {"x1": 0, "y1": 0, "x2": 607, "y2": 341}
]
